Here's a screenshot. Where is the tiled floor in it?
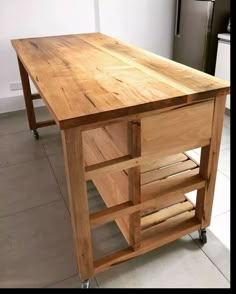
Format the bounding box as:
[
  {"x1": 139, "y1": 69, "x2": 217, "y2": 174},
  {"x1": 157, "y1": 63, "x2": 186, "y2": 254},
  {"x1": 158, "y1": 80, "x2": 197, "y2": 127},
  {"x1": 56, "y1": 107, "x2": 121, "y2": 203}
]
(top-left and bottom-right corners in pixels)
[{"x1": 0, "y1": 107, "x2": 230, "y2": 288}]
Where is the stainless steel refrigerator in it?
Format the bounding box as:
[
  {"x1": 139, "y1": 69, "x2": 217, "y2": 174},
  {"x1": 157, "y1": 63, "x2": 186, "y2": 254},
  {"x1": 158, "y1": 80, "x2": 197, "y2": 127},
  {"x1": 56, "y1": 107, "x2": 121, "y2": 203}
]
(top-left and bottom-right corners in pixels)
[{"x1": 173, "y1": 0, "x2": 230, "y2": 75}]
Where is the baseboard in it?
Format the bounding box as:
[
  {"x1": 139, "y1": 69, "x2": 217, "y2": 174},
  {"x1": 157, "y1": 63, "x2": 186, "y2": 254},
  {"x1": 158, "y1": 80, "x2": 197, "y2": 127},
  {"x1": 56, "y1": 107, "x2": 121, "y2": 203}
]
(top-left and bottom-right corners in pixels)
[{"x1": 0, "y1": 95, "x2": 45, "y2": 114}]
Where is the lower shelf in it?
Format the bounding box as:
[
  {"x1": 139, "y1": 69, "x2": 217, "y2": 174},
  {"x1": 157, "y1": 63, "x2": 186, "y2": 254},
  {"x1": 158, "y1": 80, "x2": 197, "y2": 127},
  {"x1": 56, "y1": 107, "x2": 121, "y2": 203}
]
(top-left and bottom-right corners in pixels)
[
  {"x1": 94, "y1": 210, "x2": 201, "y2": 274},
  {"x1": 91, "y1": 152, "x2": 202, "y2": 274}
]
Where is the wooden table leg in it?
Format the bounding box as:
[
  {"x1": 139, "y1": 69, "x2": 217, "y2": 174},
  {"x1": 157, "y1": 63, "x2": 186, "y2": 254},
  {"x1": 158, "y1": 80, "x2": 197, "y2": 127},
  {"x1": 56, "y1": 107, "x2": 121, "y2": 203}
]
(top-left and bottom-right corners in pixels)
[
  {"x1": 128, "y1": 121, "x2": 141, "y2": 250},
  {"x1": 61, "y1": 127, "x2": 94, "y2": 281},
  {"x1": 17, "y1": 57, "x2": 37, "y2": 131},
  {"x1": 195, "y1": 96, "x2": 226, "y2": 228}
]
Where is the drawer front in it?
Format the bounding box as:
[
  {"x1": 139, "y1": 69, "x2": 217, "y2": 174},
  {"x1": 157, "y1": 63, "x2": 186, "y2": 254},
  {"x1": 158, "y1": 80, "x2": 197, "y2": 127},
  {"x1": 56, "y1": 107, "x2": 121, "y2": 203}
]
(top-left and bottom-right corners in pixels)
[{"x1": 142, "y1": 100, "x2": 214, "y2": 157}]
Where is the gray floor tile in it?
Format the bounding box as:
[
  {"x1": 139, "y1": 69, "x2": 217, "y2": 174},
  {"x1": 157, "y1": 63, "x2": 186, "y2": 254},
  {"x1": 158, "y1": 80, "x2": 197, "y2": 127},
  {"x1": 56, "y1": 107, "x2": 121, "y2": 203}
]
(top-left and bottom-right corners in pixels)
[
  {"x1": 220, "y1": 126, "x2": 230, "y2": 151},
  {"x1": 0, "y1": 158, "x2": 62, "y2": 218},
  {"x1": 0, "y1": 131, "x2": 46, "y2": 168},
  {"x1": 48, "y1": 275, "x2": 98, "y2": 288},
  {"x1": 92, "y1": 222, "x2": 128, "y2": 260},
  {"x1": 48, "y1": 153, "x2": 106, "y2": 213},
  {"x1": 190, "y1": 230, "x2": 230, "y2": 282},
  {"x1": 210, "y1": 212, "x2": 230, "y2": 250},
  {"x1": 48, "y1": 153, "x2": 68, "y2": 199},
  {"x1": 95, "y1": 235, "x2": 230, "y2": 288},
  {"x1": 0, "y1": 106, "x2": 53, "y2": 137},
  {"x1": 34, "y1": 106, "x2": 53, "y2": 122},
  {"x1": 223, "y1": 114, "x2": 230, "y2": 129},
  {"x1": 0, "y1": 200, "x2": 77, "y2": 288},
  {"x1": 0, "y1": 110, "x2": 28, "y2": 135},
  {"x1": 39, "y1": 126, "x2": 62, "y2": 156},
  {"x1": 218, "y1": 148, "x2": 230, "y2": 178}
]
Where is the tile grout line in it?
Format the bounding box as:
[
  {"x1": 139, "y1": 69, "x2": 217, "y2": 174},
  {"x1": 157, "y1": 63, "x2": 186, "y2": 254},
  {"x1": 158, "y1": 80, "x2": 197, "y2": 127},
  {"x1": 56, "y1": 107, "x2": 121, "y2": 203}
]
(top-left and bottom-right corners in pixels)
[
  {"x1": 217, "y1": 169, "x2": 230, "y2": 180},
  {"x1": 189, "y1": 235, "x2": 230, "y2": 283},
  {"x1": 0, "y1": 153, "x2": 48, "y2": 170},
  {"x1": 41, "y1": 142, "x2": 71, "y2": 214},
  {"x1": 41, "y1": 273, "x2": 78, "y2": 288},
  {"x1": 0, "y1": 198, "x2": 62, "y2": 220},
  {"x1": 0, "y1": 128, "x2": 32, "y2": 137},
  {"x1": 212, "y1": 210, "x2": 230, "y2": 219},
  {"x1": 94, "y1": 276, "x2": 100, "y2": 288}
]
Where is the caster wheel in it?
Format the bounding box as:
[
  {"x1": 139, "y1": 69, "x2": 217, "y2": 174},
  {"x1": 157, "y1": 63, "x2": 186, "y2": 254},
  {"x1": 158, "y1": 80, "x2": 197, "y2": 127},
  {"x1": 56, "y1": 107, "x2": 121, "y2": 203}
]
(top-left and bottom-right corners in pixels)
[
  {"x1": 199, "y1": 229, "x2": 207, "y2": 245},
  {"x1": 33, "y1": 129, "x2": 39, "y2": 140},
  {"x1": 81, "y1": 279, "x2": 90, "y2": 288}
]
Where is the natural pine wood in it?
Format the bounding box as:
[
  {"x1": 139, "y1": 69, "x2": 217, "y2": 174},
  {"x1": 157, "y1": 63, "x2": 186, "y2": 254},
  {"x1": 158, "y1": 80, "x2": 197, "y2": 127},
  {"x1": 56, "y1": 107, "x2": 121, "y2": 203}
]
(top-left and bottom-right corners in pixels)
[
  {"x1": 141, "y1": 168, "x2": 205, "y2": 202},
  {"x1": 94, "y1": 211, "x2": 200, "y2": 274},
  {"x1": 195, "y1": 96, "x2": 227, "y2": 227},
  {"x1": 128, "y1": 121, "x2": 141, "y2": 250},
  {"x1": 141, "y1": 200, "x2": 194, "y2": 230},
  {"x1": 61, "y1": 127, "x2": 94, "y2": 280},
  {"x1": 12, "y1": 33, "x2": 230, "y2": 129},
  {"x1": 12, "y1": 33, "x2": 230, "y2": 283},
  {"x1": 142, "y1": 153, "x2": 188, "y2": 173},
  {"x1": 36, "y1": 120, "x2": 56, "y2": 128},
  {"x1": 141, "y1": 159, "x2": 197, "y2": 185},
  {"x1": 142, "y1": 100, "x2": 214, "y2": 157},
  {"x1": 31, "y1": 93, "x2": 41, "y2": 100},
  {"x1": 89, "y1": 192, "x2": 186, "y2": 229},
  {"x1": 17, "y1": 57, "x2": 37, "y2": 130}
]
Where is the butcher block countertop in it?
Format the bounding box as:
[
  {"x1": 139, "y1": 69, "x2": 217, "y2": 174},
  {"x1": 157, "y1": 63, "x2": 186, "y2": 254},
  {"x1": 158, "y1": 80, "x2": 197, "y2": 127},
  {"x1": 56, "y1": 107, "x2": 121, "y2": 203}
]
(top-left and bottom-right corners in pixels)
[{"x1": 11, "y1": 33, "x2": 230, "y2": 129}]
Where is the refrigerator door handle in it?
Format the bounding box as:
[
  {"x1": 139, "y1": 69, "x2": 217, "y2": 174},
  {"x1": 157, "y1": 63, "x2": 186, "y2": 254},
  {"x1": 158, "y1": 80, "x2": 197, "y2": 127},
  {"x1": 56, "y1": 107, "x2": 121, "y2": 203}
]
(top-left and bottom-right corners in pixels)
[
  {"x1": 175, "y1": 0, "x2": 182, "y2": 37},
  {"x1": 206, "y1": 0, "x2": 215, "y2": 33}
]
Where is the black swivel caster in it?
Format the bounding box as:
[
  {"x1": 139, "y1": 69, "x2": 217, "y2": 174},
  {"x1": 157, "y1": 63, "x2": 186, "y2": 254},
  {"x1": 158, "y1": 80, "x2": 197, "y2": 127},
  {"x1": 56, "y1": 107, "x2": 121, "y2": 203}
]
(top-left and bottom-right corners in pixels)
[
  {"x1": 32, "y1": 129, "x2": 39, "y2": 140},
  {"x1": 199, "y1": 228, "x2": 207, "y2": 245},
  {"x1": 81, "y1": 279, "x2": 90, "y2": 288}
]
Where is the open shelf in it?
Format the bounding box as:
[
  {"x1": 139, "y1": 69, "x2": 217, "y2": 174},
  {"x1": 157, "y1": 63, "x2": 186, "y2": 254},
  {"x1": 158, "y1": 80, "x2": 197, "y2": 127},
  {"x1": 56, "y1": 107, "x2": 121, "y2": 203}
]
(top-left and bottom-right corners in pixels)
[
  {"x1": 90, "y1": 152, "x2": 202, "y2": 274},
  {"x1": 94, "y1": 210, "x2": 201, "y2": 274}
]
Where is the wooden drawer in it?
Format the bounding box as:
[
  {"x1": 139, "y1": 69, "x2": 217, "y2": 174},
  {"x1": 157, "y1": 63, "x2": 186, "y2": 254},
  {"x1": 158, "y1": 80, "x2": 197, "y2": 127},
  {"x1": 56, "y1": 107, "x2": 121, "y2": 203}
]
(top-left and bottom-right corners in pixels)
[{"x1": 142, "y1": 100, "x2": 214, "y2": 157}]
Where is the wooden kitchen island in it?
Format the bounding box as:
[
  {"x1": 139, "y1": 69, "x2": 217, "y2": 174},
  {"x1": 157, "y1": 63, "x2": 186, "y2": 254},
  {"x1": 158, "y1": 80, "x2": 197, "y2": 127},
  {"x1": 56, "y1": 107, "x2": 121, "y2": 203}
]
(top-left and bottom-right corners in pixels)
[{"x1": 12, "y1": 33, "x2": 230, "y2": 288}]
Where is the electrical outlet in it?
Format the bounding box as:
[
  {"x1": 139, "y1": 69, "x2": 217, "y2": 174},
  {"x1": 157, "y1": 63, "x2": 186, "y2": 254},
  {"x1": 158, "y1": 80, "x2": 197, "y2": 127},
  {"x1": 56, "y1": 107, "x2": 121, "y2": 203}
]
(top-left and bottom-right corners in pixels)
[{"x1": 10, "y1": 82, "x2": 22, "y2": 91}]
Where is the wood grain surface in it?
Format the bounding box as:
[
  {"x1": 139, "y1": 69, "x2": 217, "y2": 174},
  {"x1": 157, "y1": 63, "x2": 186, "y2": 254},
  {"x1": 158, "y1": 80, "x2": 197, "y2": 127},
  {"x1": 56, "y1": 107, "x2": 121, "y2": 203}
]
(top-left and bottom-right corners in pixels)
[{"x1": 12, "y1": 33, "x2": 230, "y2": 129}]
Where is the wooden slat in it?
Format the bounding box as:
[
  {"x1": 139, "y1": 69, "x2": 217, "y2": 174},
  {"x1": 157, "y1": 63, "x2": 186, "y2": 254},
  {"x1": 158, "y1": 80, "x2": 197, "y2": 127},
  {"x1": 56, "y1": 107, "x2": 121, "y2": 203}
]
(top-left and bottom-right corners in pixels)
[
  {"x1": 141, "y1": 159, "x2": 197, "y2": 185},
  {"x1": 141, "y1": 201, "x2": 194, "y2": 230},
  {"x1": 142, "y1": 168, "x2": 205, "y2": 202},
  {"x1": 85, "y1": 155, "x2": 132, "y2": 180},
  {"x1": 85, "y1": 153, "x2": 191, "y2": 180},
  {"x1": 36, "y1": 120, "x2": 56, "y2": 128},
  {"x1": 31, "y1": 93, "x2": 41, "y2": 100},
  {"x1": 61, "y1": 127, "x2": 94, "y2": 280},
  {"x1": 195, "y1": 96, "x2": 227, "y2": 227},
  {"x1": 141, "y1": 211, "x2": 198, "y2": 241},
  {"x1": 142, "y1": 153, "x2": 187, "y2": 173},
  {"x1": 94, "y1": 211, "x2": 200, "y2": 274},
  {"x1": 90, "y1": 192, "x2": 185, "y2": 228},
  {"x1": 184, "y1": 152, "x2": 200, "y2": 166}
]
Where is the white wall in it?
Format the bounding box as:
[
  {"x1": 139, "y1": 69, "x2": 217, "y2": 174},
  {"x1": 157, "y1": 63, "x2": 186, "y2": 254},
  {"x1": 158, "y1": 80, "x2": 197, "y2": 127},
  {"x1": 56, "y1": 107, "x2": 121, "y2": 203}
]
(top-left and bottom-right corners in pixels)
[
  {"x1": 98, "y1": 0, "x2": 176, "y2": 58},
  {"x1": 0, "y1": 0, "x2": 96, "y2": 111}
]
